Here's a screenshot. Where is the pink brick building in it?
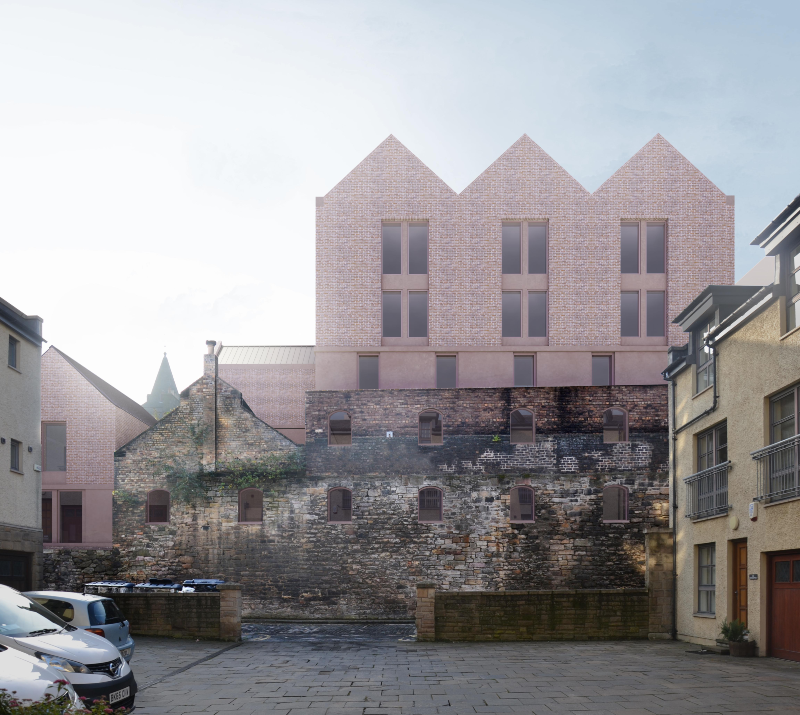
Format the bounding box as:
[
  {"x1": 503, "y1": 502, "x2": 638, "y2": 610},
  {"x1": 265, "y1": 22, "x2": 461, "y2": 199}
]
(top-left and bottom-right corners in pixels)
[
  {"x1": 314, "y1": 134, "x2": 734, "y2": 390},
  {"x1": 41, "y1": 347, "x2": 155, "y2": 548}
]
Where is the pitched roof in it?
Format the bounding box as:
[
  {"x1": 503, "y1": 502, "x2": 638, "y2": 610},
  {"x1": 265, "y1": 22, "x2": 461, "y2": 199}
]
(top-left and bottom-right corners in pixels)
[
  {"x1": 217, "y1": 345, "x2": 315, "y2": 365},
  {"x1": 147, "y1": 353, "x2": 179, "y2": 397},
  {"x1": 50, "y1": 346, "x2": 157, "y2": 427}
]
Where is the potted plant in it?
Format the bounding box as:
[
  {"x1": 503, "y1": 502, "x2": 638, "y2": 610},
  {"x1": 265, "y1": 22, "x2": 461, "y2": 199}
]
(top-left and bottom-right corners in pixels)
[{"x1": 720, "y1": 619, "x2": 756, "y2": 657}]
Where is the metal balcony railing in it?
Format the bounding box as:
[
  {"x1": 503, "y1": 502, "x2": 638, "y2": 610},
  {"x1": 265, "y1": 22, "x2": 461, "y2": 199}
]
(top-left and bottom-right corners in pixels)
[
  {"x1": 684, "y1": 461, "x2": 731, "y2": 520},
  {"x1": 752, "y1": 434, "x2": 800, "y2": 503}
]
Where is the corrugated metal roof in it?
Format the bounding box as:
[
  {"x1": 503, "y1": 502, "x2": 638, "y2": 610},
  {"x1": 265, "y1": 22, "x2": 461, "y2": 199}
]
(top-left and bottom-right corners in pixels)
[{"x1": 217, "y1": 346, "x2": 315, "y2": 365}]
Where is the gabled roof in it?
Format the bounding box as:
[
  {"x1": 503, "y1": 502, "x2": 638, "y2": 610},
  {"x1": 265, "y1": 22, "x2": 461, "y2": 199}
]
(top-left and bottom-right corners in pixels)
[
  {"x1": 751, "y1": 192, "x2": 800, "y2": 255},
  {"x1": 0, "y1": 295, "x2": 44, "y2": 347},
  {"x1": 672, "y1": 286, "x2": 761, "y2": 332},
  {"x1": 49, "y1": 346, "x2": 157, "y2": 427},
  {"x1": 217, "y1": 345, "x2": 315, "y2": 365}
]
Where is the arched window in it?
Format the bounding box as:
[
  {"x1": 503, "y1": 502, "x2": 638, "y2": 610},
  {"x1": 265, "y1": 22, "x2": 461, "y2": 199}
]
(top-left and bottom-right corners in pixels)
[
  {"x1": 328, "y1": 488, "x2": 353, "y2": 523},
  {"x1": 603, "y1": 408, "x2": 628, "y2": 443},
  {"x1": 329, "y1": 411, "x2": 352, "y2": 446},
  {"x1": 510, "y1": 409, "x2": 534, "y2": 444},
  {"x1": 419, "y1": 410, "x2": 443, "y2": 445},
  {"x1": 603, "y1": 484, "x2": 629, "y2": 522},
  {"x1": 239, "y1": 488, "x2": 263, "y2": 523},
  {"x1": 147, "y1": 490, "x2": 170, "y2": 523},
  {"x1": 418, "y1": 487, "x2": 443, "y2": 523},
  {"x1": 510, "y1": 486, "x2": 535, "y2": 522}
]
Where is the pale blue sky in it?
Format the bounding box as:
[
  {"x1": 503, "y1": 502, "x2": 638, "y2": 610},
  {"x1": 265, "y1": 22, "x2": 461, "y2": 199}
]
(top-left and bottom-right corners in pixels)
[{"x1": 1, "y1": 0, "x2": 798, "y2": 400}]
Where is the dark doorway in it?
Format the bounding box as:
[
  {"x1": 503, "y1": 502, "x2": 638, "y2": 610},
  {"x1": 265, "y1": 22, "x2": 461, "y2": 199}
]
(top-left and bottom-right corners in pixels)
[
  {"x1": 60, "y1": 491, "x2": 82, "y2": 543},
  {"x1": 769, "y1": 552, "x2": 800, "y2": 661},
  {"x1": 732, "y1": 540, "x2": 748, "y2": 627},
  {"x1": 0, "y1": 551, "x2": 31, "y2": 591}
]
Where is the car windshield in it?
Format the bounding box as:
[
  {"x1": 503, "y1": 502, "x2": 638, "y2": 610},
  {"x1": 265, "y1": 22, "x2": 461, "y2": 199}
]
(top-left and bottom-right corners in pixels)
[
  {"x1": 88, "y1": 599, "x2": 125, "y2": 626},
  {"x1": 0, "y1": 590, "x2": 67, "y2": 637}
]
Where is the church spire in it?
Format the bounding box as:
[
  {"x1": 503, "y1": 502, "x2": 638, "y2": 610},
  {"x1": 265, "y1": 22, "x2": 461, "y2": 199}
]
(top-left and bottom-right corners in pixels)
[{"x1": 142, "y1": 352, "x2": 180, "y2": 419}]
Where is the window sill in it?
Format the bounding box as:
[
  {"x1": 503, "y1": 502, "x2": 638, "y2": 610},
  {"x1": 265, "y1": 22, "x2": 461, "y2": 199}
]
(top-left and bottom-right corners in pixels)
[
  {"x1": 510, "y1": 520, "x2": 535, "y2": 524},
  {"x1": 238, "y1": 521, "x2": 263, "y2": 525},
  {"x1": 10, "y1": 469, "x2": 24, "y2": 475},
  {"x1": 693, "y1": 612, "x2": 716, "y2": 619},
  {"x1": 327, "y1": 521, "x2": 353, "y2": 525},
  {"x1": 764, "y1": 494, "x2": 800, "y2": 508},
  {"x1": 146, "y1": 522, "x2": 170, "y2": 526},
  {"x1": 780, "y1": 323, "x2": 800, "y2": 341},
  {"x1": 603, "y1": 520, "x2": 630, "y2": 524},
  {"x1": 693, "y1": 384, "x2": 714, "y2": 400},
  {"x1": 7, "y1": 364, "x2": 21, "y2": 374},
  {"x1": 688, "y1": 510, "x2": 730, "y2": 523}
]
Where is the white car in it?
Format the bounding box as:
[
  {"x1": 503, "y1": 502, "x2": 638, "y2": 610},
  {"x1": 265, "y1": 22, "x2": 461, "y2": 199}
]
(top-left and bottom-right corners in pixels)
[
  {"x1": 25, "y1": 590, "x2": 135, "y2": 663},
  {"x1": 0, "y1": 645, "x2": 83, "y2": 710},
  {"x1": 0, "y1": 584, "x2": 137, "y2": 709}
]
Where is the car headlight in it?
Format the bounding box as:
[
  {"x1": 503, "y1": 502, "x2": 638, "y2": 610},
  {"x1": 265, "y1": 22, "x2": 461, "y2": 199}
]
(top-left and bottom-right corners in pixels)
[{"x1": 35, "y1": 652, "x2": 91, "y2": 674}]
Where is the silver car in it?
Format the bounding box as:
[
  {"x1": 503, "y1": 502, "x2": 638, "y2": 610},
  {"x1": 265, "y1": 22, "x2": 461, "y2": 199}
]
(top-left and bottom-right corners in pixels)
[{"x1": 24, "y1": 591, "x2": 135, "y2": 663}]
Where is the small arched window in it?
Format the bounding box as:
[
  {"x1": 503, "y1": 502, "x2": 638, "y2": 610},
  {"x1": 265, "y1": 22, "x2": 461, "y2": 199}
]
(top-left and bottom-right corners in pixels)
[
  {"x1": 510, "y1": 486, "x2": 535, "y2": 522},
  {"x1": 603, "y1": 408, "x2": 628, "y2": 443},
  {"x1": 147, "y1": 490, "x2": 170, "y2": 523},
  {"x1": 510, "y1": 409, "x2": 534, "y2": 444},
  {"x1": 328, "y1": 488, "x2": 353, "y2": 523},
  {"x1": 329, "y1": 411, "x2": 352, "y2": 446},
  {"x1": 239, "y1": 488, "x2": 263, "y2": 522},
  {"x1": 418, "y1": 487, "x2": 443, "y2": 523},
  {"x1": 603, "y1": 484, "x2": 629, "y2": 522},
  {"x1": 419, "y1": 410, "x2": 443, "y2": 445}
]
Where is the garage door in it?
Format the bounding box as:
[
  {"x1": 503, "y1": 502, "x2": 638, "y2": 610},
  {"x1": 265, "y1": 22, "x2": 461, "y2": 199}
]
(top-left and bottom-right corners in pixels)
[
  {"x1": 0, "y1": 550, "x2": 31, "y2": 591},
  {"x1": 770, "y1": 553, "x2": 800, "y2": 661}
]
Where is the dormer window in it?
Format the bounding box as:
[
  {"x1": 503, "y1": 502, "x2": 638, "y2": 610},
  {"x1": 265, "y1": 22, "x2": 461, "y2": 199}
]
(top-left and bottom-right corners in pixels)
[
  {"x1": 696, "y1": 316, "x2": 717, "y2": 393},
  {"x1": 787, "y1": 243, "x2": 800, "y2": 332}
]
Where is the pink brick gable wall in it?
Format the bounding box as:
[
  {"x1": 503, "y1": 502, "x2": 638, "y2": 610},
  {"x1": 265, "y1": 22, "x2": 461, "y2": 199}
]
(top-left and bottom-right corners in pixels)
[{"x1": 115, "y1": 406, "x2": 152, "y2": 452}]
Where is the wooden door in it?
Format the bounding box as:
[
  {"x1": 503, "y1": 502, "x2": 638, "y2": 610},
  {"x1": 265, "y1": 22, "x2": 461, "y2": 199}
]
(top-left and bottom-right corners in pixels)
[
  {"x1": 769, "y1": 553, "x2": 800, "y2": 661},
  {"x1": 732, "y1": 541, "x2": 748, "y2": 626}
]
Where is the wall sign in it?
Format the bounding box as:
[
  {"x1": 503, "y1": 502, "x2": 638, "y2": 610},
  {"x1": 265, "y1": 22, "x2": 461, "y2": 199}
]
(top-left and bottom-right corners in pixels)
[{"x1": 749, "y1": 574, "x2": 759, "y2": 580}]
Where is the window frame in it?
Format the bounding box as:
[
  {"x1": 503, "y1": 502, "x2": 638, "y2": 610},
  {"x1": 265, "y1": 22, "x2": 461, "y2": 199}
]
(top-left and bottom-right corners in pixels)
[
  {"x1": 509, "y1": 408, "x2": 535, "y2": 445},
  {"x1": 602, "y1": 484, "x2": 629, "y2": 523},
  {"x1": 327, "y1": 487, "x2": 353, "y2": 524},
  {"x1": 42, "y1": 422, "x2": 67, "y2": 472},
  {"x1": 646, "y1": 291, "x2": 665, "y2": 337},
  {"x1": 697, "y1": 543, "x2": 716, "y2": 615},
  {"x1": 381, "y1": 222, "x2": 402, "y2": 275},
  {"x1": 436, "y1": 355, "x2": 457, "y2": 388},
  {"x1": 695, "y1": 316, "x2": 717, "y2": 394},
  {"x1": 146, "y1": 489, "x2": 171, "y2": 524},
  {"x1": 592, "y1": 355, "x2": 613, "y2": 386},
  {"x1": 418, "y1": 409, "x2": 444, "y2": 446},
  {"x1": 358, "y1": 355, "x2": 379, "y2": 390},
  {"x1": 509, "y1": 485, "x2": 535, "y2": 523},
  {"x1": 238, "y1": 488, "x2": 264, "y2": 524},
  {"x1": 785, "y1": 242, "x2": 800, "y2": 333},
  {"x1": 696, "y1": 422, "x2": 728, "y2": 472},
  {"x1": 328, "y1": 410, "x2": 353, "y2": 447},
  {"x1": 770, "y1": 385, "x2": 798, "y2": 445},
  {"x1": 418, "y1": 486, "x2": 443, "y2": 523},
  {"x1": 10, "y1": 439, "x2": 22, "y2": 473},
  {"x1": 645, "y1": 223, "x2": 666, "y2": 274},
  {"x1": 381, "y1": 290, "x2": 402, "y2": 338},
  {"x1": 8, "y1": 335, "x2": 20, "y2": 370},
  {"x1": 602, "y1": 407, "x2": 628, "y2": 444},
  {"x1": 620, "y1": 223, "x2": 640, "y2": 274},
  {"x1": 501, "y1": 291, "x2": 522, "y2": 338},
  {"x1": 621, "y1": 291, "x2": 640, "y2": 337},
  {"x1": 527, "y1": 291, "x2": 547, "y2": 338},
  {"x1": 501, "y1": 223, "x2": 522, "y2": 275},
  {"x1": 513, "y1": 355, "x2": 535, "y2": 387},
  {"x1": 408, "y1": 290, "x2": 428, "y2": 338}
]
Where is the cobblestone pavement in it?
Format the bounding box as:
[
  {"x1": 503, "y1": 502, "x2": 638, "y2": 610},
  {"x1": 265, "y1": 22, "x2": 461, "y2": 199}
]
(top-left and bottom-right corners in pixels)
[{"x1": 131, "y1": 625, "x2": 800, "y2": 715}]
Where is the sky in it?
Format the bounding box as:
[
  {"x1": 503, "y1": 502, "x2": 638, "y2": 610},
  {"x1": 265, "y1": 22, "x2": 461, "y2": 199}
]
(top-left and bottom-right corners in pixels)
[{"x1": 1, "y1": 0, "x2": 799, "y2": 402}]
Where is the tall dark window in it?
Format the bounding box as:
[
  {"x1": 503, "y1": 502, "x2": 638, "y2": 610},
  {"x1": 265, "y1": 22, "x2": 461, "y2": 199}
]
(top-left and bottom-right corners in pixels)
[
  {"x1": 602, "y1": 484, "x2": 628, "y2": 522},
  {"x1": 382, "y1": 224, "x2": 401, "y2": 274},
  {"x1": 786, "y1": 243, "x2": 800, "y2": 332},
  {"x1": 514, "y1": 356, "x2": 534, "y2": 387},
  {"x1": 408, "y1": 224, "x2": 428, "y2": 275},
  {"x1": 528, "y1": 224, "x2": 547, "y2": 274},
  {"x1": 771, "y1": 388, "x2": 797, "y2": 444},
  {"x1": 509, "y1": 486, "x2": 534, "y2": 522},
  {"x1": 147, "y1": 490, "x2": 170, "y2": 524},
  {"x1": 621, "y1": 292, "x2": 639, "y2": 337},
  {"x1": 502, "y1": 224, "x2": 521, "y2": 274},
  {"x1": 418, "y1": 487, "x2": 443, "y2": 522},
  {"x1": 44, "y1": 424, "x2": 67, "y2": 472},
  {"x1": 510, "y1": 409, "x2": 534, "y2": 444},
  {"x1": 646, "y1": 291, "x2": 665, "y2": 337},
  {"x1": 502, "y1": 292, "x2": 521, "y2": 337},
  {"x1": 359, "y1": 356, "x2": 378, "y2": 389},
  {"x1": 382, "y1": 292, "x2": 401, "y2": 337},
  {"x1": 695, "y1": 316, "x2": 716, "y2": 393},
  {"x1": 646, "y1": 224, "x2": 666, "y2": 273},
  {"x1": 620, "y1": 224, "x2": 639, "y2": 273},
  {"x1": 329, "y1": 411, "x2": 352, "y2": 446},
  {"x1": 419, "y1": 411, "x2": 443, "y2": 445},
  {"x1": 10, "y1": 439, "x2": 21, "y2": 472},
  {"x1": 698, "y1": 543, "x2": 716, "y2": 614},
  {"x1": 528, "y1": 292, "x2": 547, "y2": 337},
  {"x1": 592, "y1": 356, "x2": 612, "y2": 386},
  {"x1": 42, "y1": 492, "x2": 52, "y2": 543},
  {"x1": 8, "y1": 336, "x2": 19, "y2": 369},
  {"x1": 408, "y1": 292, "x2": 428, "y2": 338},
  {"x1": 328, "y1": 488, "x2": 353, "y2": 523},
  {"x1": 436, "y1": 356, "x2": 456, "y2": 388},
  {"x1": 239, "y1": 488, "x2": 263, "y2": 522},
  {"x1": 603, "y1": 408, "x2": 627, "y2": 443},
  {"x1": 60, "y1": 491, "x2": 82, "y2": 543},
  {"x1": 697, "y1": 423, "x2": 728, "y2": 472}
]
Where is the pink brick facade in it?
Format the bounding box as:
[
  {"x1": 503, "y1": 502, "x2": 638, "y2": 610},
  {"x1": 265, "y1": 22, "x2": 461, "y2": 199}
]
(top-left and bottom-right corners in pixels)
[
  {"x1": 315, "y1": 134, "x2": 734, "y2": 389},
  {"x1": 41, "y1": 347, "x2": 153, "y2": 547}
]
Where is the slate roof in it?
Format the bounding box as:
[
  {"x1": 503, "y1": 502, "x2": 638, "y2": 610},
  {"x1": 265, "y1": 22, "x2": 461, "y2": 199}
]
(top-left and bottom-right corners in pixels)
[
  {"x1": 51, "y1": 346, "x2": 157, "y2": 427},
  {"x1": 217, "y1": 346, "x2": 315, "y2": 365}
]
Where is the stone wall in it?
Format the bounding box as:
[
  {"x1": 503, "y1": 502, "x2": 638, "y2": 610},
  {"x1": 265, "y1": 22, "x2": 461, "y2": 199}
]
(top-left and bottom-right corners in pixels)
[
  {"x1": 42, "y1": 548, "x2": 122, "y2": 591},
  {"x1": 111, "y1": 584, "x2": 241, "y2": 641}
]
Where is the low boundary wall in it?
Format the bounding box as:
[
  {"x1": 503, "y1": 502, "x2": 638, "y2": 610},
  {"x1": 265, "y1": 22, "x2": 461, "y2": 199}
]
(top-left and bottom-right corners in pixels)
[{"x1": 111, "y1": 584, "x2": 241, "y2": 641}]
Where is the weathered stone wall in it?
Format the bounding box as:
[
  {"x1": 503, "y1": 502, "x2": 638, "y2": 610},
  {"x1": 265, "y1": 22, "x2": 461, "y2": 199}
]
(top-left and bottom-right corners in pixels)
[
  {"x1": 42, "y1": 548, "x2": 122, "y2": 591},
  {"x1": 431, "y1": 589, "x2": 649, "y2": 641}
]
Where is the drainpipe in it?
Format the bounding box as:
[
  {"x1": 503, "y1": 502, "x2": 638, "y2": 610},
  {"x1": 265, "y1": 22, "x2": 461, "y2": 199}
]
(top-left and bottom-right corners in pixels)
[{"x1": 662, "y1": 338, "x2": 719, "y2": 642}]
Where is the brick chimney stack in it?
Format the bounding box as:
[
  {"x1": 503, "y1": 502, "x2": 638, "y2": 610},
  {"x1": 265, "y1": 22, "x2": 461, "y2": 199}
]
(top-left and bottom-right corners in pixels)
[{"x1": 201, "y1": 340, "x2": 217, "y2": 470}]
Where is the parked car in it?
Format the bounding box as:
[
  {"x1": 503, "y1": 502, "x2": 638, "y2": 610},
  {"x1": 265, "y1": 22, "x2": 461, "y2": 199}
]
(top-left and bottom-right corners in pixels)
[
  {"x1": 0, "y1": 644, "x2": 82, "y2": 709},
  {"x1": 0, "y1": 584, "x2": 137, "y2": 710},
  {"x1": 24, "y1": 590, "x2": 135, "y2": 663}
]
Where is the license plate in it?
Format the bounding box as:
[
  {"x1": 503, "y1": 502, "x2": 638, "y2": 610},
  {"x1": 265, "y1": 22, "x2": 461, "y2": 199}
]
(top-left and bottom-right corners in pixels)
[
  {"x1": 119, "y1": 647, "x2": 131, "y2": 659},
  {"x1": 109, "y1": 687, "x2": 130, "y2": 705}
]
